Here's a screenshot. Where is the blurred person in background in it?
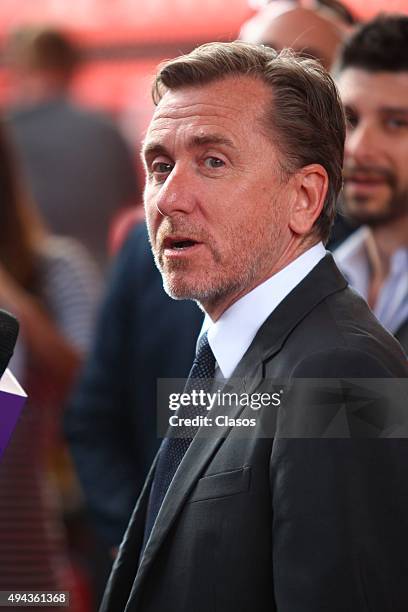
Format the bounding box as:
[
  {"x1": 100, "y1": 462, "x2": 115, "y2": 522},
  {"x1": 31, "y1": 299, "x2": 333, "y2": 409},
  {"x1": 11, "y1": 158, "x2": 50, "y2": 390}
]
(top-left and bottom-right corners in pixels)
[
  {"x1": 65, "y1": 222, "x2": 203, "y2": 562},
  {"x1": 4, "y1": 26, "x2": 140, "y2": 272},
  {"x1": 240, "y1": 0, "x2": 354, "y2": 247},
  {"x1": 0, "y1": 120, "x2": 100, "y2": 608},
  {"x1": 250, "y1": 0, "x2": 356, "y2": 27},
  {"x1": 334, "y1": 15, "x2": 408, "y2": 353},
  {"x1": 240, "y1": 0, "x2": 345, "y2": 70},
  {"x1": 307, "y1": 0, "x2": 356, "y2": 27}
]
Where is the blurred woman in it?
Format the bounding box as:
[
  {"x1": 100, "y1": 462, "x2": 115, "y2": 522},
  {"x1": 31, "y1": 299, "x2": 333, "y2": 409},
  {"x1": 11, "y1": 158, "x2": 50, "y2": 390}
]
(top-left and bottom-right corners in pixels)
[{"x1": 0, "y1": 119, "x2": 100, "y2": 608}]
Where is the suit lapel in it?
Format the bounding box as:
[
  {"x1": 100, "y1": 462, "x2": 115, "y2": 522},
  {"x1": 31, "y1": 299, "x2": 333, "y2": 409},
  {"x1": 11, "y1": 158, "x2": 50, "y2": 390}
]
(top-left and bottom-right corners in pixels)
[
  {"x1": 127, "y1": 358, "x2": 263, "y2": 605},
  {"x1": 125, "y1": 255, "x2": 348, "y2": 607}
]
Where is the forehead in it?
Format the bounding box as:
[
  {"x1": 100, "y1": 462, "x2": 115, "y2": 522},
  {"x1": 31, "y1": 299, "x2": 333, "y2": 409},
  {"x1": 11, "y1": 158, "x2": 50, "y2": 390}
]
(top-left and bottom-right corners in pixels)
[
  {"x1": 145, "y1": 76, "x2": 271, "y2": 147},
  {"x1": 337, "y1": 68, "x2": 408, "y2": 109}
]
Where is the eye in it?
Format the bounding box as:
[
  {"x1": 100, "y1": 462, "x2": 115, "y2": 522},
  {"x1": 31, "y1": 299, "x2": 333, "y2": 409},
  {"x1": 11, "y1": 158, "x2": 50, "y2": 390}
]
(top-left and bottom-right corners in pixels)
[
  {"x1": 345, "y1": 108, "x2": 358, "y2": 130},
  {"x1": 384, "y1": 117, "x2": 408, "y2": 131},
  {"x1": 151, "y1": 161, "x2": 173, "y2": 179},
  {"x1": 204, "y1": 156, "x2": 225, "y2": 169}
]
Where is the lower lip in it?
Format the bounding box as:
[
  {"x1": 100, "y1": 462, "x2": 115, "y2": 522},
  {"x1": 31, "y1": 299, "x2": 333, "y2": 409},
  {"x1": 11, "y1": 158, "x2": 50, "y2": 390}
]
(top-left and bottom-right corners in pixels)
[{"x1": 163, "y1": 243, "x2": 203, "y2": 258}]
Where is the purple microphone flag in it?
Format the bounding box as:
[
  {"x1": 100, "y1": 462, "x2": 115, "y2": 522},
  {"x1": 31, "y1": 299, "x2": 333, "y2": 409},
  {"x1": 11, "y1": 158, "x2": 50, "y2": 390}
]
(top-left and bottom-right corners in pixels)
[{"x1": 0, "y1": 369, "x2": 27, "y2": 460}]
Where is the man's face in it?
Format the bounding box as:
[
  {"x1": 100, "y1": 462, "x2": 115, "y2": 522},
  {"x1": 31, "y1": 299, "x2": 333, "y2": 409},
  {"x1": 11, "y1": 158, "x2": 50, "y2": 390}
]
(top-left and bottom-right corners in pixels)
[
  {"x1": 142, "y1": 76, "x2": 292, "y2": 317},
  {"x1": 338, "y1": 68, "x2": 408, "y2": 226}
]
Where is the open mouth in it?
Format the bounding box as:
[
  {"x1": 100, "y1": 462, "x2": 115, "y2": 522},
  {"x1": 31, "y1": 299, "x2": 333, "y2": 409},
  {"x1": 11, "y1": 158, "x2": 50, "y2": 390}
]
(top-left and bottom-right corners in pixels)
[
  {"x1": 163, "y1": 236, "x2": 201, "y2": 251},
  {"x1": 172, "y1": 240, "x2": 197, "y2": 249}
]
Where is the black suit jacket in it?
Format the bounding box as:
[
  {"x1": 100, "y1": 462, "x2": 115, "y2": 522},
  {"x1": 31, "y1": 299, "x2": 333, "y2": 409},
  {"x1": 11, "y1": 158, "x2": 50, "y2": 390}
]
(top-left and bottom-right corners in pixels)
[
  {"x1": 100, "y1": 255, "x2": 408, "y2": 612},
  {"x1": 396, "y1": 318, "x2": 408, "y2": 354}
]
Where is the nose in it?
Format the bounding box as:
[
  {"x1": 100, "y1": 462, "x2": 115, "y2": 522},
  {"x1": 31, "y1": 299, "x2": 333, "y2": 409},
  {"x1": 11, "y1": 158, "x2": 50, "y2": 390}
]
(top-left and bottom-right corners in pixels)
[
  {"x1": 345, "y1": 121, "x2": 379, "y2": 164},
  {"x1": 152, "y1": 164, "x2": 197, "y2": 218}
]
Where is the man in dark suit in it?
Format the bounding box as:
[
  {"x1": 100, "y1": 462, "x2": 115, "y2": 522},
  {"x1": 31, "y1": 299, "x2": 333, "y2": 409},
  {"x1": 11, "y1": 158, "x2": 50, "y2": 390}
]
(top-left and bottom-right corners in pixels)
[{"x1": 101, "y1": 42, "x2": 408, "y2": 612}]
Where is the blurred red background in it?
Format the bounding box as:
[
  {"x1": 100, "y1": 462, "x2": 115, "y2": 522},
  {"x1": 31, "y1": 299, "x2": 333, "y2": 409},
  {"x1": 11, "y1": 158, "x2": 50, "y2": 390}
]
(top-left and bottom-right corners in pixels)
[{"x1": 1, "y1": 0, "x2": 408, "y2": 146}]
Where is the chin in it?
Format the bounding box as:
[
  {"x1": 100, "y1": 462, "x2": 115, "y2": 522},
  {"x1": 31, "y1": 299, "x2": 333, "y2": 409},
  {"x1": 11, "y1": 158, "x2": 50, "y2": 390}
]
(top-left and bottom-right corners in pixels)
[
  {"x1": 348, "y1": 206, "x2": 398, "y2": 227},
  {"x1": 162, "y1": 272, "x2": 234, "y2": 309},
  {"x1": 162, "y1": 274, "x2": 208, "y2": 301},
  {"x1": 345, "y1": 200, "x2": 390, "y2": 224}
]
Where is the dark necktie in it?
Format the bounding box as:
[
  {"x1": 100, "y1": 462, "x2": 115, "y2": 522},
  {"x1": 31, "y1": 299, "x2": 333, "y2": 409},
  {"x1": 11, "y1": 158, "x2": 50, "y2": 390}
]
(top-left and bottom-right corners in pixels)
[{"x1": 142, "y1": 332, "x2": 216, "y2": 548}]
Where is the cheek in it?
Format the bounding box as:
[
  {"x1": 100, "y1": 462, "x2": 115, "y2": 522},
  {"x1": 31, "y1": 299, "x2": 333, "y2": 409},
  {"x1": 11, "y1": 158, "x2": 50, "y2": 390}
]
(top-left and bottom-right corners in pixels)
[
  {"x1": 144, "y1": 191, "x2": 160, "y2": 234},
  {"x1": 396, "y1": 155, "x2": 408, "y2": 184}
]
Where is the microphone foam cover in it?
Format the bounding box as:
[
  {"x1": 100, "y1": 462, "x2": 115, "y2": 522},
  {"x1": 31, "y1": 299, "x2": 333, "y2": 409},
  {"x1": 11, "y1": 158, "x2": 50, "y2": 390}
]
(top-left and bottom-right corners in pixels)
[{"x1": 0, "y1": 310, "x2": 19, "y2": 367}]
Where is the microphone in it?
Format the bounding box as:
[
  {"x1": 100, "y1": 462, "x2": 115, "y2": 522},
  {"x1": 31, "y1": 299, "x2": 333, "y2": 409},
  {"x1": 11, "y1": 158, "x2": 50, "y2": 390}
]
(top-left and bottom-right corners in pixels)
[{"x1": 0, "y1": 309, "x2": 19, "y2": 379}]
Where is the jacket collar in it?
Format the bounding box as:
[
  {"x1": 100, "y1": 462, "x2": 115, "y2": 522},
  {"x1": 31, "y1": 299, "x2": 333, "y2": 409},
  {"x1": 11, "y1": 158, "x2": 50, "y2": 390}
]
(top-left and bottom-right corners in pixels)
[{"x1": 232, "y1": 254, "x2": 347, "y2": 377}]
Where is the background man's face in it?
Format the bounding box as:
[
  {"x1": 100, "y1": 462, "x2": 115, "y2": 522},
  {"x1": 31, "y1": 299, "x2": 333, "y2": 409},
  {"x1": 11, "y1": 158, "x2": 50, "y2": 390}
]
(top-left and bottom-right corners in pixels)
[
  {"x1": 338, "y1": 68, "x2": 408, "y2": 226},
  {"x1": 143, "y1": 76, "x2": 291, "y2": 314}
]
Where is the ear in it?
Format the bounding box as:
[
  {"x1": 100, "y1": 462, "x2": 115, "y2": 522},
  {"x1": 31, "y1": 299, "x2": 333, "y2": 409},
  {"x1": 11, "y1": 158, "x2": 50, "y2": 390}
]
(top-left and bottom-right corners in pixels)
[{"x1": 288, "y1": 164, "x2": 328, "y2": 236}]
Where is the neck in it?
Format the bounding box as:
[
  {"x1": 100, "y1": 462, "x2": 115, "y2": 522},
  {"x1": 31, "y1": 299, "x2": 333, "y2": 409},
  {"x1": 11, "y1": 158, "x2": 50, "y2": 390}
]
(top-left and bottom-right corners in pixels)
[
  {"x1": 14, "y1": 74, "x2": 68, "y2": 106},
  {"x1": 202, "y1": 235, "x2": 318, "y2": 322},
  {"x1": 365, "y1": 215, "x2": 408, "y2": 278},
  {"x1": 364, "y1": 215, "x2": 408, "y2": 308}
]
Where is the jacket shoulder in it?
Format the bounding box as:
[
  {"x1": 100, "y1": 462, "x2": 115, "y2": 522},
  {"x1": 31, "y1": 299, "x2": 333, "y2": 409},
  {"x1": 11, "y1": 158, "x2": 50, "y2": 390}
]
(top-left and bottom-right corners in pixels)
[{"x1": 269, "y1": 287, "x2": 408, "y2": 379}]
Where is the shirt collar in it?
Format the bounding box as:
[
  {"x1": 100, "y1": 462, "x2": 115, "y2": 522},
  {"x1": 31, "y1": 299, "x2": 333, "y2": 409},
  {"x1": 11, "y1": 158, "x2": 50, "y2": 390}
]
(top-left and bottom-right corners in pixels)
[
  {"x1": 200, "y1": 242, "x2": 326, "y2": 378},
  {"x1": 334, "y1": 227, "x2": 408, "y2": 300},
  {"x1": 333, "y1": 227, "x2": 370, "y2": 297}
]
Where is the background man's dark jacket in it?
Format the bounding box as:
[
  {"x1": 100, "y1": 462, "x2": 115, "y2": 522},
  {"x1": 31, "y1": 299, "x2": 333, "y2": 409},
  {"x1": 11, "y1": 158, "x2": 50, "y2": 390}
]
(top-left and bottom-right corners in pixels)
[
  {"x1": 8, "y1": 98, "x2": 140, "y2": 270},
  {"x1": 100, "y1": 255, "x2": 408, "y2": 612}
]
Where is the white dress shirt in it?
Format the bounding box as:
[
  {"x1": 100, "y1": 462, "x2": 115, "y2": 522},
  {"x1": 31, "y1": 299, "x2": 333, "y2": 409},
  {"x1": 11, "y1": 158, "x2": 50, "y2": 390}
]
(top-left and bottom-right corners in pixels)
[
  {"x1": 334, "y1": 227, "x2": 408, "y2": 335},
  {"x1": 200, "y1": 242, "x2": 326, "y2": 378}
]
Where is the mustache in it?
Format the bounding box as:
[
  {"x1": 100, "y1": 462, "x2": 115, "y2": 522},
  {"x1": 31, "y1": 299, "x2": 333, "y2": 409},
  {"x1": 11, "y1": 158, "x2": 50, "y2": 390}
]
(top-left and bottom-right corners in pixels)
[{"x1": 343, "y1": 164, "x2": 397, "y2": 187}]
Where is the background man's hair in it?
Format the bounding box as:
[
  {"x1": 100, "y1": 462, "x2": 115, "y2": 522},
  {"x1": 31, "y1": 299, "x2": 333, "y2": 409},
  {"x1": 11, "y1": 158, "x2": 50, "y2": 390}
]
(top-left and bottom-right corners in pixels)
[
  {"x1": 337, "y1": 14, "x2": 408, "y2": 72},
  {"x1": 152, "y1": 41, "x2": 345, "y2": 244},
  {"x1": 6, "y1": 26, "x2": 79, "y2": 78},
  {"x1": 316, "y1": 0, "x2": 357, "y2": 25}
]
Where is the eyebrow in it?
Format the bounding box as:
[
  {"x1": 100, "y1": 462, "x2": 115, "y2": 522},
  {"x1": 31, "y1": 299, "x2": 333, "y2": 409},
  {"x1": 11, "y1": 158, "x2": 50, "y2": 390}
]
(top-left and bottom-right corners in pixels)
[
  {"x1": 343, "y1": 103, "x2": 356, "y2": 115},
  {"x1": 189, "y1": 134, "x2": 235, "y2": 149},
  {"x1": 142, "y1": 133, "x2": 236, "y2": 161},
  {"x1": 343, "y1": 104, "x2": 408, "y2": 117},
  {"x1": 141, "y1": 142, "x2": 167, "y2": 161},
  {"x1": 379, "y1": 107, "x2": 408, "y2": 114}
]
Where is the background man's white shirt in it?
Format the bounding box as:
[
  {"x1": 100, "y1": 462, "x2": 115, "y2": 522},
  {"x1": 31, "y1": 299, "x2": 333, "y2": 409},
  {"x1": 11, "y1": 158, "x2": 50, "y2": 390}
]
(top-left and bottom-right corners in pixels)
[{"x1": 335, "y1": 227, "x2": 408, "y2": 335}]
